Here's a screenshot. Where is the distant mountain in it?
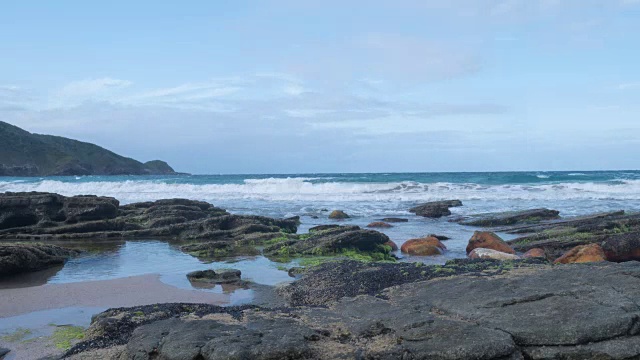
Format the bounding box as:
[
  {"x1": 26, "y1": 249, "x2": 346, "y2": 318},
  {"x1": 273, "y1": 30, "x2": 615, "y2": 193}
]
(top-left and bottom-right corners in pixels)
[{"x1": 0, "y1": 121, "x2": 178, "y2": 176}]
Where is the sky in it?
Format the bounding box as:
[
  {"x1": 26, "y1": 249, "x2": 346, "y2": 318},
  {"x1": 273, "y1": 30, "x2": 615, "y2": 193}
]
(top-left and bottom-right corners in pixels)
[{"x1": 1, "y1": 0, "x2": 639, "y2": 174}]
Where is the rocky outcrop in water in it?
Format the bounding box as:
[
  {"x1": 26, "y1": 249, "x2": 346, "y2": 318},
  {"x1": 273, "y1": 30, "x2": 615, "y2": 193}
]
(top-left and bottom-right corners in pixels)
[
  {"x1": 0, "y1": 243, "x2": 79, "y2": 276},
  {"x1": 0, "y1": 192, "x2": 298, "y2": 243},
  {"x1": 67, "y1": 259, "x2": 640, "y2": 360},
  {"x1": 456, "y1": 208, "x2": 560, "y2": 227},
  {"x1": 409, "y1": 199, "x2": 462, "y2": 218},
  {"x1": 328, "y1": 210, "x2": 349, "y2": 219},
  {"x1": 263, "y1": 225, "x2": 391, "y2": 260}
]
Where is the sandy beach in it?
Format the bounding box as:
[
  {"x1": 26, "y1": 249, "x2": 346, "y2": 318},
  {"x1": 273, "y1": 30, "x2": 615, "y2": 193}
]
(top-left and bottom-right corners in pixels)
[{"x1": 0, "y1": 274, "x2": 230, "y2": 318}]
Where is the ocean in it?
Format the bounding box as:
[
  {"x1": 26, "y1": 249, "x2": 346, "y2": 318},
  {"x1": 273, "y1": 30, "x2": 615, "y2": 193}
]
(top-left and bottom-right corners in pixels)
[{"x1": 2, "y1": 171, "x2": 639, "y2": 266}]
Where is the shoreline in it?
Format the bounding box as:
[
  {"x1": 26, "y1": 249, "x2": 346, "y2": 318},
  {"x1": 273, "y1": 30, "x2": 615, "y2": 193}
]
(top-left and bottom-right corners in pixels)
[{"x1": 0, "y1": 273, "x2": 231, "y2": 318}]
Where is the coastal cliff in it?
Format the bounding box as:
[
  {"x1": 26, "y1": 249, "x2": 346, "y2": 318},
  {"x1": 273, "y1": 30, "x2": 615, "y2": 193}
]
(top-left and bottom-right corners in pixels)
[{"x1": 0, "y1": 121, "x2": 177, "y2": 176}]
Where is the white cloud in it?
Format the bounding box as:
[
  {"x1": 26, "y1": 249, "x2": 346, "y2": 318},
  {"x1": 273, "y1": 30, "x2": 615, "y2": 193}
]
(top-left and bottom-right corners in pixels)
[{"x1": 617, "y1": 82, "x2": 640, "y2": 90}]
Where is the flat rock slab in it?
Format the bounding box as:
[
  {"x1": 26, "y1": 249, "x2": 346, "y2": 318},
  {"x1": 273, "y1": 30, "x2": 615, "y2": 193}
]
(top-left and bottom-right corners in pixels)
[
  {"x1": 186, "y1": 269, "x2": 242, "y2": 284},
  {"x1": 455, "y1": 208, "x2": 560, "y2": 227},
  {"x1": 70, "y1": 261, "x2": 640, "y2": 359},
  {"x1": 409, "y1": 200, "x2": 462, "y2": 218},
  {"x1": 0, "y1": 243, "x2": 79, "y2": 276}
]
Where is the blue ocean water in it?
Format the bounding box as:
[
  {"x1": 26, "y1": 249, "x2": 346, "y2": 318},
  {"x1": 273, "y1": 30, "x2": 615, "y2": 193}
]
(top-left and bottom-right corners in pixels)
[{"x1": 1, "y1": 170, "x2": 639, "y2": 266}]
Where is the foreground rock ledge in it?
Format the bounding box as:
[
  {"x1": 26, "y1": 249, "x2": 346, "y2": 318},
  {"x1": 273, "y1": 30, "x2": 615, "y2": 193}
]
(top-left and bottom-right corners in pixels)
[{"x1": 67, "y1": 260, "x2": 640, "y2": 360}]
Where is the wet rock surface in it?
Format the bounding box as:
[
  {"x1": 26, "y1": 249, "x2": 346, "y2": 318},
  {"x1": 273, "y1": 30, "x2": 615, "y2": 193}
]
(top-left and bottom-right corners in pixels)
[
  {"x1": 409, "y1": 199, "x2": 462, "y2": 218},
  {"x1": 278, "y1": 258, "x2": 545, "y2": 307},
  {"x1": 186, "y1": 269, "x2": 242, "y2": 284},
  {"x1": 505, "y1": 211, "x2": 640, "y2": 261},
  {"x1": 0, "y1": 242, "x2": 79, "y2": 276},
  {"x1": 0, "y1": 192, "x2": 298, "y2": 243},
  {"x1": 328, "y1": 210, "x2": 349, "y2": 219},
  {"x1": 263, "y1": 225, "x2": 391, "y2": 259},
  {"x1": 456, "y1": 208, "x2": 560, "y2": 227},
  {"x1": 66, "y1": 259, "x2": 640, "y2": 360},
  {"x1": 0, "y1": 347, "x2": 9, "y2": 358}
]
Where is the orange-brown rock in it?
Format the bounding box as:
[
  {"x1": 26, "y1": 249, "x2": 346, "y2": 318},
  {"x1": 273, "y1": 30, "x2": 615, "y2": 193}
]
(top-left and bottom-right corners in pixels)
[
  {"x1": 468, "y1": 248, "x2": 520, "y2": 261},
  {"x1": 554, "y1": 243, "x2": 607, "y2": 264},
  {"x1": 384, "y1": 240, "x2": 398, "y2": 251},
  {"x1": 401, "y1": 236, "x2": 446, "y2": 256},
  {"x1": 367, "y1": 221, "x2": 393, "y2": 228},
  {"x1": 466, "y1": 231, "x2": 515, "y2": 255},
  {"x1": 522, "y1": 248, "x2": 546, "y2": 259}
]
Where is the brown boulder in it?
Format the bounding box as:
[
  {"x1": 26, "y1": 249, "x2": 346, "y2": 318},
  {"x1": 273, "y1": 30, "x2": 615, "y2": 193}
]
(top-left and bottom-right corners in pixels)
[
  {"x1": 401, "y1": 236, "x2": 446, "y2": 256},
  {"x1": 522, "y1": 248, "x2": 546, "y2": 259},
  {"x1": 468, "y1": 248, "x2": 520, "y2": 261},
  {"x1": 554, "y1": 243, "x2": 607, "y2": 264},
  {"x1": 466, "y1": 231, "x2": 515, "y2": 255},
  {"x1": 328, "y1": 210, "x2": 349, "y2": 220},
  {"x1": 367, "y1": 221, "x2": 392, "y2": 228},
  {"x1": 385, "y1": 240, "x2": 398, "y2": 251}
]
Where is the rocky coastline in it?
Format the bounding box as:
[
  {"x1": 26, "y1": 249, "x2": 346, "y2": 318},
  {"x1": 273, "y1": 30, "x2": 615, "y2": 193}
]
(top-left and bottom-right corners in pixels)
[{"x1": 1, "y1": 193, "x2": 640, "y2": 359}]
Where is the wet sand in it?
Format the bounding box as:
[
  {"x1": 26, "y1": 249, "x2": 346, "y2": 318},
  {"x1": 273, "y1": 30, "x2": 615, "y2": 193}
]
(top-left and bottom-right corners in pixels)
[{"x1": 0, "y1": 274, "x2": 230, "y2": 318}]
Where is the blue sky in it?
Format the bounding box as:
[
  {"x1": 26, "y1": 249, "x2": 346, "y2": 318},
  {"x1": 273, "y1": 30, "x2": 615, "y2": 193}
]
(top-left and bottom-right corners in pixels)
[{"x1": 1, "y1": 0, "x2": 639, "y2": 174}]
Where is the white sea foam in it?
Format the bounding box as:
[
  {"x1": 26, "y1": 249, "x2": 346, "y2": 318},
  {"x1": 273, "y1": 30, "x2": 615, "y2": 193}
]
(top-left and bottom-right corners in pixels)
[{"x1": 1, "y1": 177, "x2": 640, "y2": 204}]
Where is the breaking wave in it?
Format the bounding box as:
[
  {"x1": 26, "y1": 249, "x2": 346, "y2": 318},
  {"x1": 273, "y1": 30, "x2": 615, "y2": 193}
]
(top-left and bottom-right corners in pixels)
[{"x1": 1, "y1": 176, "x2": 640, "y2": 204}]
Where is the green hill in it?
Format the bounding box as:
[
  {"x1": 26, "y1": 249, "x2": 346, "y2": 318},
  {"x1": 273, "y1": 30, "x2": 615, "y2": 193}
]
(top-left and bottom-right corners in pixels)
[{"x1": 0, "y1": 121, "x2": 177, "y2": 176}]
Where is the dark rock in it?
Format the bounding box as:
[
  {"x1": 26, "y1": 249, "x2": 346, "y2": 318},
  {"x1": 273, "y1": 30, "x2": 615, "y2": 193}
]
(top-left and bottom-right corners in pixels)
[
  {"x1": 186, "y1": 269, "x2": 242, "y2": 284},
  {"x1": 457, "y1": 208, "x2": 560, "y2": 227},
  {"x1": 328, "y1": 210, "x2": 349, "y2": 219},
  {"x1": 429, "y1": 233, "x2": 451, "y2": 240},
  {"x1": 467, "y1": 231, "x2": 515, "y2": 255},
  {"x1": 279, "y1": 258, "x2": 543, "y2": 307},
  {"x1": 409, "y1": 200, "x2": 462, "y2": 218},
  {"x1": 308, "y1": 224, "x2": 341, "y2": 232},
  {"x1": 366, "y1": 221, "x2": 392, "y2": 228},
  {"x1": 71, "y1": 259, "x2": 640, "y2": 360},
  {"x1": 0, "y1": 347, "x2": 9, "y2": 358},
  {"x1": 602, "y1": 232, "x2": 640, "y2": 262},
  {"x1": 0, "y1": 243, "x2": 79, "y2": 276},
  {"x1": 264, "y1": 225, "x2": 390, "y2": 258},
  {"x1": 381, "y1": 217, "x2": 409, "y2": 223},
  {"x1": 0, "y1": 193, "x2": 298, "y2": 247},
  {"x1": 181, "y1": 242, "x2": 260, "y2": 261}
]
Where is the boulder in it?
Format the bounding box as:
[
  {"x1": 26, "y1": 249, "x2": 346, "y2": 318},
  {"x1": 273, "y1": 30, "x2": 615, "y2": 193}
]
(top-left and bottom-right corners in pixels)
[
  {"x1": 308, "y1": 224, "x2": 341, "y2": 232},
  {"x1": 409, "y1": 200, "x2": 462, "y2": 218},
  {"x1": 366, "y1": 221, "x2": 392, "y2": 228},
  {"x1": 602, "y1": 232, "x2": 640, "y2": 262},
  {"x1": 401, "y1": 236, "x2": 446, "y2": 256},
  {"x1": 381, "y1": 217, "x2": 408, "y2": 223},
  {"x1": 466, "y1": 231, "x2": 515, "y2": 255},
  {"x1": 186, "y1": 269, "x2": 242, "y2": 284},
  {"x1": 328, "y1": 210, "x2": 349, "y2": 219},
  {"x1": 457, "y1": 208, "x2": 560, "y2": 227},
  {"x1": 554, "y1": 243, "x2": 607, "y2": 264},
  {"x1": 522, "y1": 248, "x2": 546, "y2": 259},
  {"x1": 384, "y1": 240, "x2": 398, "y2": 251},
  {"x1": 264, "y1": 226, "x2": 390, "y2": 258},
  {"x1": 0, "y1": 348, "x2": 9, "y2": 358},
  {"x1": 0, "y1": 243, "x2": 79, "y2": 276},
  {"x1": 469, "y1": 248, "x2": 521, "y2": 261}
]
